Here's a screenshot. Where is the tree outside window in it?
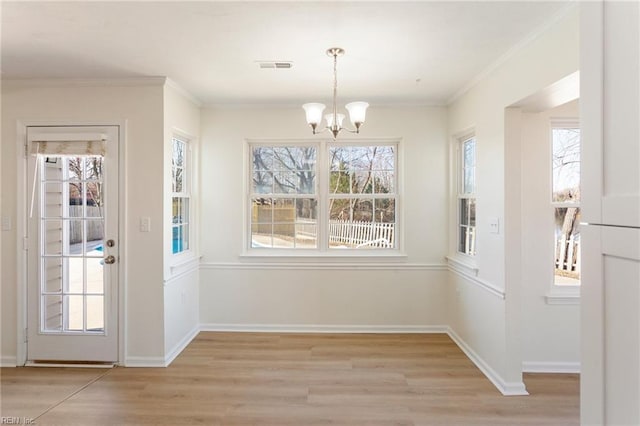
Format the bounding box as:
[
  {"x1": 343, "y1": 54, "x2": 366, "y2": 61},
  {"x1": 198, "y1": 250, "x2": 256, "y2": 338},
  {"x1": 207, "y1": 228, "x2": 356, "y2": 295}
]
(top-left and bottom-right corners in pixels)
[
  {"x1": 249, "y1": 142, "x2": 398, "y2": 251},
  {"x1": 551, "y1": 124, "x2": 581, "y2": 285}
]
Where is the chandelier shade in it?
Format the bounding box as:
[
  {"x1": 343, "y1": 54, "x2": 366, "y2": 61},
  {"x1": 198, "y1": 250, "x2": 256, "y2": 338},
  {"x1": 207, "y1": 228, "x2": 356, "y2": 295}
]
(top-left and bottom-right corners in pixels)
[
  {"x1": 325, "y1": 113, "x2": 345, "y2": 129},
  {"x1": 302, "y1": 47, "x2": 368, "y2": 139},
  {"x1": 345, "y1": 101, "x2": 369, "y2": 127},
  {"x1": 302, "y1": 103, "x2": 326, "y2": 127}
]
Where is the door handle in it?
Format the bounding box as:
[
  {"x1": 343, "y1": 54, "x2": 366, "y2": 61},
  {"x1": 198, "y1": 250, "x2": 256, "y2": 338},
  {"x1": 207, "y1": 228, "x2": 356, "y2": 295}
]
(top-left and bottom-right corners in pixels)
[{"x1": 104, "y1": 255, "x2": 116, "y2": 264}]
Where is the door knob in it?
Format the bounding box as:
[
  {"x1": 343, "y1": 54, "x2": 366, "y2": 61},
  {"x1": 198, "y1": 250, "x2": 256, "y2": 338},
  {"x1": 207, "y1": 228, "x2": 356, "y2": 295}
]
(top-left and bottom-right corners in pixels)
[{"x1": 104, "y1": 255, "x2": 116, "y2": 264}]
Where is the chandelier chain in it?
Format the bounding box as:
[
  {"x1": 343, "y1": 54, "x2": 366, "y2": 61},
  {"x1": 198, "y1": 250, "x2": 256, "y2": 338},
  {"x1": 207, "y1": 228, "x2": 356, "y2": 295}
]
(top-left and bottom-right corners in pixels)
[{"x1": 332, "y1": 51, "x2": 338, "y2": 129}]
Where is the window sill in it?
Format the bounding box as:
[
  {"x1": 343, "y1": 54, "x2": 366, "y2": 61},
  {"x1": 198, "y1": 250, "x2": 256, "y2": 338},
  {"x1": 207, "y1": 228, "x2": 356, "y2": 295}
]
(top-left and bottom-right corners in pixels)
[
  {"x1": 446, "y1": 255, "x2": 479, "y2": 277},
  {"x1": 167, "y1": 253, "x2": 201, "y2": 282},
  {"x1": 239, "y1": 250, "x2": 408, "y2": 263},
  {"x1": 545, "y1": 286, "x2": 580, "y2": 305}
]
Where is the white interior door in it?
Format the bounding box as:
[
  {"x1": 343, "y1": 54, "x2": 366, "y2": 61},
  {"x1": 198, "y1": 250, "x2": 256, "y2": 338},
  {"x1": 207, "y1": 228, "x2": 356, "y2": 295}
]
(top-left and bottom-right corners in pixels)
[
  {"x1": 26, "y1": 125, "x2": 119, "y2": 363},
  {"x1": 582, "y1": 225, "x2": 640, "y2": 425},
  {"x1": 581, "y1": 1, "x2": 640, "y2": 423}
]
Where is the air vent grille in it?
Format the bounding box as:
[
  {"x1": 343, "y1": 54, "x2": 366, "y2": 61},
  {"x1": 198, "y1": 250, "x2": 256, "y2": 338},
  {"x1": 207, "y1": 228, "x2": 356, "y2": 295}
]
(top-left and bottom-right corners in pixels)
[{"x1": 257, "y1": 61, "x2": 293, "y2": 69}]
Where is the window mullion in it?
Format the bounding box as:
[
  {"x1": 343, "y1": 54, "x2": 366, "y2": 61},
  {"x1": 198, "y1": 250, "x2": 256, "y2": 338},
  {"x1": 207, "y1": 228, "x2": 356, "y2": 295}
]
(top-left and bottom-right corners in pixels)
[{"x1": 318, "y1": 141, "x2": 328, "y2": 251}]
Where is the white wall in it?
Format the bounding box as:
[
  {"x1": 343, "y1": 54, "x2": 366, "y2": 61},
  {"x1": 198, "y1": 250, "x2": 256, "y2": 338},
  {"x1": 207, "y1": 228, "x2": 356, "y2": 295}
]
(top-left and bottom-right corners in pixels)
[
  {"x1": 199, "y1": 106, "x2": 450, "y2": 329},
  {"x1": 1, "y1": 81, "x2": 166, "y2": 364},
  {"x1": 162, "y1": 83, "x2": 201, "y2": 360},
  {"x1": 447, "y1": 6, "x2": 579, "y2": 392},
  {"x1": 520, "y1": 100, "x2": 580, "y2": 370}
]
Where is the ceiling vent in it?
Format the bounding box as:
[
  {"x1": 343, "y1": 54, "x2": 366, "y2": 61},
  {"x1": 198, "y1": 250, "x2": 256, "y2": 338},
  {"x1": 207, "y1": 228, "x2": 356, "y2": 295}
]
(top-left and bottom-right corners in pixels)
[{"x1": 257, "y1": 61, "x2": 293, "y2": 69}]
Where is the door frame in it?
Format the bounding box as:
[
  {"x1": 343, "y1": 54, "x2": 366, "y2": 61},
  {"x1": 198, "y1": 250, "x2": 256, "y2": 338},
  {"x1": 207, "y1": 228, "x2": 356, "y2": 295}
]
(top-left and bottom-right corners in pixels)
[{"x1": 16, "y1": 119, "x2": 127, "y2": 366}]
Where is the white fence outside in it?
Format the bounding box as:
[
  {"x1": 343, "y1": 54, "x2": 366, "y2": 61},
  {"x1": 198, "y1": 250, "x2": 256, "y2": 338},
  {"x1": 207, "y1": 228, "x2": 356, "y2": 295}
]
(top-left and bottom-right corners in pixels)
[
  {"x1": 555, "y1": 234, "x2": 580, "y2": 274},
  {"x1": 297, "y1": 219, "x2": 394, "y2": 248},
  {"x1": 329, "y1": 220, "x2": 394, "y2": 248}
]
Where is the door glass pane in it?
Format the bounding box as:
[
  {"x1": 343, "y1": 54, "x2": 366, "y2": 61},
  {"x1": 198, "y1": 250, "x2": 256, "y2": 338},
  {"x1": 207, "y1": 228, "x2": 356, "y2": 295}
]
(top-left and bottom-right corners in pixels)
[
  {"x1": 44, "y1": 220, "x2": 63, "y2": 255},
  {"x1": 42, "y1": 295, "x2": 62, "y2": 331},
  {"x1": 85, "y1": 157, "x2": 103, "y2": 182},
  {"x1": 86, "y1": 258, "x2": 104, "y2": 294},
  {"x1": 67, "y1": 257, "x2": 84, "y2": 294},
  {"x1": 39, "y1": 156, "x2": 106, "y2": 334},
  {"x1": 43, "y1": 257, "x2": 63, "y2": 293},
  {"x1": 86, "y1": 220, "x2": 104, "y2": 253},
  {"x1": 44, "y1": 182, "x2": 63, "y2": 218},
  {"x1": 65, "y1": 295, "x2": 83, "y2": 331},
  {"x1": 68, "y1": 219, "x2": 83, "y2": 255},
  {"x1": 67, "y1": 158, "x2": 84, "y2": 181},
  {"x1": 69, "y1": 182, "x2": 84, "y2": 215},
  {"x1": 86, "y1": 296, "x2": 104, "y2": 331},
  {"x1": 43, "y1": 158, "x2": 63, "y2": 181}
]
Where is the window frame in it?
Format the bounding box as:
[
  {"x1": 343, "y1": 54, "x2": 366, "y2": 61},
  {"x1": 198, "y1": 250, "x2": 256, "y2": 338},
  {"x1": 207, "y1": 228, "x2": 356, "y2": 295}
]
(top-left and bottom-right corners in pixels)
[
  {"x1": 171, "y1": 134, "x2": 193, "y2": 258},
  {"x1": 457, "y1": 133, "x2": 476, "y2": 257},
  {"x1": 549, "y1": 119, "x2": 581, "y2": 289},
  {"x1": 244, "y1": 138, "x2": 402, "y2": 257}
]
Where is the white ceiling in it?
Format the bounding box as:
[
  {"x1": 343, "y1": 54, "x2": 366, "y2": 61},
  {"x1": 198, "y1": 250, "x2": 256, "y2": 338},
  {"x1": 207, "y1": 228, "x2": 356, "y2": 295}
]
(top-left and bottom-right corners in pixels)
[{"x1": 1, "y1": 1, "x2": 571, "y2": 106}]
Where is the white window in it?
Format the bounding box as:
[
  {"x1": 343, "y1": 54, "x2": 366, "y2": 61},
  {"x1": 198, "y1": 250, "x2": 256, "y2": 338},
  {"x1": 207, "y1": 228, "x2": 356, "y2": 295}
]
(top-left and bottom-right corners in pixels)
[
  {"x1": 458, "y1": 135, "x2": 476, "y2": 256},
  {"x1": 328, "y1": 145, "x2": 396, "y2": 249},
  {"x1": 171, "y1": 137, "x2": 191, "y2": 255},
  {"x1": 551, "y1": 121, "x2": 580, "y2": 285},
  {"x1": 248, "y1": 141, "x2": 398, "y2": 252},
  {"x1": 250, "y1": 145, "x2": 318, "y2": 249}
]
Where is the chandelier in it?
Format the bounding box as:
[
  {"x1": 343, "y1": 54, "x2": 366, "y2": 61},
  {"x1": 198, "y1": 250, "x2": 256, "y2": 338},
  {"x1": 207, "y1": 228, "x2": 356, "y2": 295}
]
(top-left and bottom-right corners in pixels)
[{"x1": 302, "y1": 47, "x2": 369, "y2": 139}]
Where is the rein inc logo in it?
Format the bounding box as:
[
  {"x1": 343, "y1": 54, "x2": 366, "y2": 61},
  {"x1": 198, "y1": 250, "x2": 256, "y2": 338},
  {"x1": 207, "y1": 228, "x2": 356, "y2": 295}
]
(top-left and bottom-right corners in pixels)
[{"x1": 0, "y1": 418, "x2": 35, "y2": 425}]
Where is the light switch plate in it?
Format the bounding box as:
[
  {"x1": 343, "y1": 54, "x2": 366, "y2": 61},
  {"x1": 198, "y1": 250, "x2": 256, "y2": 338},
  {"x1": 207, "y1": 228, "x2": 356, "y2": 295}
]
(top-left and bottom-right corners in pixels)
[
  {"x1": 140, "y1": 217, "x2": 151, "y2": 232},
  {"x1": 489, "y1": 217, "x2": 500, "y2": 234},
  {"x1": 1, "y1": 216, "x2": 12, "y2": 231}
]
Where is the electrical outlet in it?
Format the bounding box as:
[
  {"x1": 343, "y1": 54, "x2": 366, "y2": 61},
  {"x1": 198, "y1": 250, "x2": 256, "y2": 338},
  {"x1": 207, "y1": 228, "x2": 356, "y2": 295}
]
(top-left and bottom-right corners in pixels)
[
  {"x1": 140, "y1": 217, "x2": 151, "y2": 232},
  {"x1": 1, "y1": 216, "x2": 11, "y2": 231}
]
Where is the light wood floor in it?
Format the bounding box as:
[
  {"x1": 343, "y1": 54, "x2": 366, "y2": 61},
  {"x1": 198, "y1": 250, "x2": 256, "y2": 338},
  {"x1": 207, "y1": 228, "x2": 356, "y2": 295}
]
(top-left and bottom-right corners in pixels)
[{"x1": 1, "y1": 332, "x2": 579, "y2": 425}]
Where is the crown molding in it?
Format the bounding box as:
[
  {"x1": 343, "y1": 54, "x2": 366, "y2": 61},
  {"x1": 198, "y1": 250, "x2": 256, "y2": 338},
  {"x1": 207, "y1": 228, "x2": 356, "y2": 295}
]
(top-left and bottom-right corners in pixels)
[
  {"x1": 202, "y1": 101, "x2": 446, "y2": 110},
  {"x1": 165, "y1": 77, "x2": 203, "y2": 107},
  {"x1": 1, "y1": 76, "x2": 168, "y2": 88},
  {"x1": 447, "y1": 1, "x2": 579, "y2": 106}
]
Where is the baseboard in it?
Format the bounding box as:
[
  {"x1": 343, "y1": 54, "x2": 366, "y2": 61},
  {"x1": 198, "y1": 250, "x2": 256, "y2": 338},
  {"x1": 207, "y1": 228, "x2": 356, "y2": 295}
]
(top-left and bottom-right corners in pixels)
[
  {"x1": 522, "y1": 361, "x2": 580, "y2": 373},
  {"x1": 25, "y1": 361, "x2": 114, "y2": 368},
  {"x1": 199, "y1": 323, "x2": 449, "y2": 334},
  {"x1": 0, "y1": 355, "x2": 17, "y2": 367},
  {"x1": 123, "y1": 356, "x2": 166, "y2": 367},
  {"x1": 446, "y1": 327, "x2": 529, "y2": 396},
  {"x1": 164, "y1": 325, "x2": 200, "y2": 366}
]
